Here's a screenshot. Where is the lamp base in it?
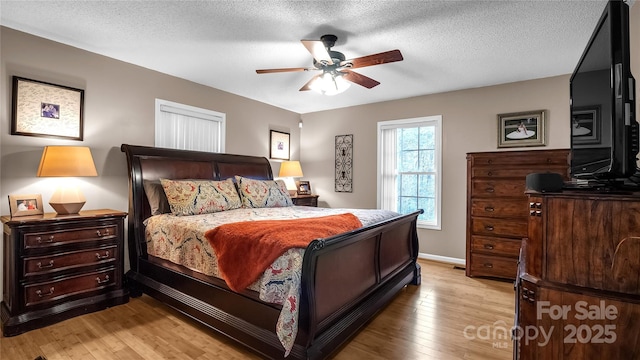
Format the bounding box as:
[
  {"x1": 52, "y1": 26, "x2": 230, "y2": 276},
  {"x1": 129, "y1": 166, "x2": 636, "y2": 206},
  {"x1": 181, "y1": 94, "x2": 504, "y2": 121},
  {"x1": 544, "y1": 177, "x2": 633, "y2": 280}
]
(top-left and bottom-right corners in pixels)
[{"x1": 50, "y1": 201, "x2": 86, "y2": 215}]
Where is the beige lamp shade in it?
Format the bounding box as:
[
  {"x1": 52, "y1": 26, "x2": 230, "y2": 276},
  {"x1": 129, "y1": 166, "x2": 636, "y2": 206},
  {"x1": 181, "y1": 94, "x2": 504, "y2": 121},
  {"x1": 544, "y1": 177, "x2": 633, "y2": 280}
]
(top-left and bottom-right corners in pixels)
[
  {"x1": 279, "y1": 161, "x2": 303, "y2": 195},
  {"x1": 278, "y1": 161, "x2": 303, "y2": 178},
  {"x1": 37, "y1": 146, "x2": 98, "y2": 177},
  {"x1": 37, "y1": 146, "x2": 98, "y2": 214}
]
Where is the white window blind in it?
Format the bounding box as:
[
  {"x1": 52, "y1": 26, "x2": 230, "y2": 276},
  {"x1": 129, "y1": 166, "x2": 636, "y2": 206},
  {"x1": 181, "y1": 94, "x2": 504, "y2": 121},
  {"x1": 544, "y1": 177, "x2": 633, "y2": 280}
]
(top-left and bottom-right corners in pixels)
[
  {"x1": 155, "y1": 99, "x2": 226, "y2": 152},
  {"x1": 377, "y1": 115, "x2": 442, "y2": 230}
]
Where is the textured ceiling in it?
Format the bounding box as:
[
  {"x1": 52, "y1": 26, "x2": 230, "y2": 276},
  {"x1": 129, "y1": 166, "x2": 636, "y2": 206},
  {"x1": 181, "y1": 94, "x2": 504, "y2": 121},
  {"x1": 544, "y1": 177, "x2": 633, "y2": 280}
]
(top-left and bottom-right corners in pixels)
[{"x1": 0, "y1": 0, "x2": 621, "y2": 114}]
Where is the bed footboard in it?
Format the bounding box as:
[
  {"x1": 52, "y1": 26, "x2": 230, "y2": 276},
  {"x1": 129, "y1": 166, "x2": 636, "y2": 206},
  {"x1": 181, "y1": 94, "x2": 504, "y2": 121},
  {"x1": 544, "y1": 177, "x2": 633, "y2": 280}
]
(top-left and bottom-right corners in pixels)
[{"x1": 296, "y1": 210, "x2": 422, "y2": 359}]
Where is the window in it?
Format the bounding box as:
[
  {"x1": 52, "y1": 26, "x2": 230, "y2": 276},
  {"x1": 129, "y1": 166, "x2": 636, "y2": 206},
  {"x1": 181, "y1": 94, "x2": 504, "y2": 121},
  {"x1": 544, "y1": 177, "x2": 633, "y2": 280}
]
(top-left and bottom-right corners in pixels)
[
  {"x1": 155, "y1": 99, "x2": 226, "y2": 152},
  {"x1": 377, "y1": 115, "x2": 442, "y2": 229}
]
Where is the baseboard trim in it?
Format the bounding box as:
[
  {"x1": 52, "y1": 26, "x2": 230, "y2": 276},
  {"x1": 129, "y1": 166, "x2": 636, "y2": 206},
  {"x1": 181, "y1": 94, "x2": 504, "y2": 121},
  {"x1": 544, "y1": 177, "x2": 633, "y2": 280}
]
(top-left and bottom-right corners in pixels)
[{"x1": 418, "y1": 253, "x2": 466, "y2": 267}]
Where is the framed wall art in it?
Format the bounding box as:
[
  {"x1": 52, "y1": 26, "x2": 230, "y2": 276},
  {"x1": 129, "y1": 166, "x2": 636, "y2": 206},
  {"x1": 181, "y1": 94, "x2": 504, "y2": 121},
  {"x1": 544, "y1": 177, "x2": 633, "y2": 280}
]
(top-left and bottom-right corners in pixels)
[
  {"x1": 572, "y1": 106, "x2": 601, "y2": 144},
  {"x1": 11, "y1": 76, "x2": 84, "y2": 141},
  {"x1": 335, "y1": 134, "x2": 353, "y2": 192},
  {"x1": 269, "y1": 130, "x2": 290, "y2": 160},
  {"x1": 497, "y1": 110, "x2": 546, "y2": 148},
  {"x1": 8, "y1": 194, "x2": 44, "y2": 217}
]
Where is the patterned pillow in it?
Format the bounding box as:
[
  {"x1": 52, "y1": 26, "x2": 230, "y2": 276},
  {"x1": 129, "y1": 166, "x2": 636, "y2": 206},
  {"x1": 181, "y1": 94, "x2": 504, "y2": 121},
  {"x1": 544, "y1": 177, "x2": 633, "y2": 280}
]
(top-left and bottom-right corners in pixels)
[
  {"x1": 234, "y1": 176, "x2": 293, "y2": 208},
  {"x1": 160, "y1": 178, "x2": 242, "y2": 216}
]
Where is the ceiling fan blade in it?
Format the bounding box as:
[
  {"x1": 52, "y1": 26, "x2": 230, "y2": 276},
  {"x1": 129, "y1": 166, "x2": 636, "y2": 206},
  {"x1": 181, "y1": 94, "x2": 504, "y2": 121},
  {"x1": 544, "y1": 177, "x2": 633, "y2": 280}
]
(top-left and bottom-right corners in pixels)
[
  {"x1": 299, "y1": 74, "x2": 321, "y2": 91},
  {"x1": 256, "y1": 67, "x2": 313, "y2": 74},
  {"x1": 341, "y1": 49, "x2": 403, "y2": 69},
  {"x1": 301, "y1": 40, "x2": 333, "y2": 65},
  {"x1": 341, "y1": 70, "x2": 380, "y2": 89}
]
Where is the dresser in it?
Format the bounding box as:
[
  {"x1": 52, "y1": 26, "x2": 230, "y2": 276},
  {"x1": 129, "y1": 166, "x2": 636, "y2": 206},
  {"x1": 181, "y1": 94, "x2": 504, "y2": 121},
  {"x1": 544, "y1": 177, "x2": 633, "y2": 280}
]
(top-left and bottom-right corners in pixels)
[
  {"x1": 291, "y1": 194, "x2": 319, "y2": 207},
  {"x1": 466, "y1": 149, "x2": 569, "y2": 280},
  {"x1": 1, "y1": 209, "x2": 129, "y2": 336},
  {"x1": 515, "y1": 192, "x2": 640, "y2": 359}
]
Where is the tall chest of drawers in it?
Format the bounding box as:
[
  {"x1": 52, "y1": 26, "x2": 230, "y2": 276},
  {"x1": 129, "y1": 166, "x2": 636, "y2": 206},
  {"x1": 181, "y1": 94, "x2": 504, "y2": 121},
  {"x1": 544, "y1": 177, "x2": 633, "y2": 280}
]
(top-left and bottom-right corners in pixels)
[
  {"x1": 1, "y1": 209, "x2": 129, "y2": 336},
  {"x1": 466, "y1": 149, "x2": 569, "y2": 280}
]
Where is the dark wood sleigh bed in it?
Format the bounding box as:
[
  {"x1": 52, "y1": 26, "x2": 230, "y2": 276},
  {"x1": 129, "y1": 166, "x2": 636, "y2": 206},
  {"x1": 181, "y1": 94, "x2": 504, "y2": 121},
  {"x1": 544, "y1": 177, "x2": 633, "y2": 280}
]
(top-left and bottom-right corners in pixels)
[{"x1": 121, "y1": 144, "x2": 422, "y2": 359}]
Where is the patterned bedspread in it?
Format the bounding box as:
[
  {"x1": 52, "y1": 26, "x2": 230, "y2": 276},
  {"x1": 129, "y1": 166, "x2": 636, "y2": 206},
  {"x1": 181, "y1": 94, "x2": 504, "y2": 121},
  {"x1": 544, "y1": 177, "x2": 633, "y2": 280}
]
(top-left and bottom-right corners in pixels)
[{"x1": 144, "y1": 206, "x2": 399, "y2": 356}]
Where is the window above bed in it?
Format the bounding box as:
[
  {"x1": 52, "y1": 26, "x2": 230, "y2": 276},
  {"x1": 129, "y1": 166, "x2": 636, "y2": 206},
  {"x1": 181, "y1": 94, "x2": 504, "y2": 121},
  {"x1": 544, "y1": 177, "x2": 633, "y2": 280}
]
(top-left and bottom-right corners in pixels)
[{"x1": 155, "y1": 98, "x2": 226, "y2": 153}]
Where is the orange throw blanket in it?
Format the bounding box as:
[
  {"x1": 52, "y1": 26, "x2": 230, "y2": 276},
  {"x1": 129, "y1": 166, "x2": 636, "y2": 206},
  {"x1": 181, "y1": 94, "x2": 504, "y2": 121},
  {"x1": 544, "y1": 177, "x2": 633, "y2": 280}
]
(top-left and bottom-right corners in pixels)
[{"x1": 204, "y1": 213, "x2": 362, "y2": 292}]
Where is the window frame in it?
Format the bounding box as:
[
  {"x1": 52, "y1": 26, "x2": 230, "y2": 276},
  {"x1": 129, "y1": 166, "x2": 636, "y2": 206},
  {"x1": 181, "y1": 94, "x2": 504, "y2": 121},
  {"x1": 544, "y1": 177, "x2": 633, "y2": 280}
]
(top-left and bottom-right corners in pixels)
[
  {"x1": 377, "y1": 115, "x2": 443, "y2": 230},
  {"x1": 154, "y1": 98, "x2": 226, "y2": 153}
]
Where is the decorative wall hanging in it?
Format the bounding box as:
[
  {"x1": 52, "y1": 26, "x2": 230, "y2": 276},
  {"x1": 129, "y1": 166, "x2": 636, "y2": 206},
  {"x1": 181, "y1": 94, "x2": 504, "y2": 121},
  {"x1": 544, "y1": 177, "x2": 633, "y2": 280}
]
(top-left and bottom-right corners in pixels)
[
  {"x1": 497, "y1": 109, "x2": 546, "y2": 148},
  {"x1": 269, "y1": 130, "x2": 290, "y2": 160},
  {"x1": 11, "y1": 76, "x2": 84, "y2": 141},
  {"x1": 335, "y1": 134, "x2": 353, "y2": 192}
]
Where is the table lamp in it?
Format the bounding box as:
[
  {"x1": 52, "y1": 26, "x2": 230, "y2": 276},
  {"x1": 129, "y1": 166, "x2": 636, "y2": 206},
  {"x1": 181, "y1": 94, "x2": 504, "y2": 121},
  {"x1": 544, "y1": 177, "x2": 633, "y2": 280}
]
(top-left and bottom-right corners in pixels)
[
  {"x1": 37, "y1": 146, "x2": 98, "y2": 214},
  {"x1": 278, "y1": 160, "x2": 303, "y2": 195}
]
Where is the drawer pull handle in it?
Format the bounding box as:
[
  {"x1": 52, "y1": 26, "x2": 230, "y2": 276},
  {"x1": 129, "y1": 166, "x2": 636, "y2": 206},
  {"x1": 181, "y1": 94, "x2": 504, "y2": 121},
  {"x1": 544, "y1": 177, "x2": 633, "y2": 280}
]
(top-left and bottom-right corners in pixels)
[
  {"x1": 95, "y1": 251, "x2": 110, "y2": 260},
  {"x1": 36, "y1": 235, "x2": 55, "y2": 243},
  {"x1": 483, "y1": 263, "x2": 493, "y2": 268},
  {"x1": 36, "y1": 287, "x2": 55, "y2": 298},
  {"x1": 485, "y1": 225, "x2": 494, "y2": 231},
  {"x1": 484, "y1": 244, "x2": 494, "y2": 250},
  {"x1": 96, "y1": 229, "x2": 110, "y2": 237},
  {"x1": 485, "y1": 188, "x2": 495, "y2": 193},
  {"x1": 484, "y1": 206, "x2": 495, "y2": 212},
  {"x1": 487, "y1": 171, "x2": 493, "y2": 176},
  {"x1": 96, "y1": 275, "x2": 110, "y2": 285},
  {"x1": 37, "y1": 260, "x2": 55, "y2": 269}
]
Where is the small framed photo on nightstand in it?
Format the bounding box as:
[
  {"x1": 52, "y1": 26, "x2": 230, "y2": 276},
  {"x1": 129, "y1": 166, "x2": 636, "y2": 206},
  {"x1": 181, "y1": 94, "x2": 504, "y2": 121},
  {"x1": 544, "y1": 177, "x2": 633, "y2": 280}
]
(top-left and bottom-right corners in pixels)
[
  {"x1": 8, "y1": 194, "x2": 44, "y2": 217},
  {"x1": 296, "y1": 180, "x2": 311, "y2": 195}
]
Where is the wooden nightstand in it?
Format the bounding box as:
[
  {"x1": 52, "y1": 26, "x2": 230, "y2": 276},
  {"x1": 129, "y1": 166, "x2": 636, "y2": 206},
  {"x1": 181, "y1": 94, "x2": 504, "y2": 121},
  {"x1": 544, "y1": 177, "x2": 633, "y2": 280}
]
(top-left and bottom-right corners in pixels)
[
  {"x1": 291, "y1": 194, "x2": 319, "y2": 207},
  {"x1": 1, "y1": 209, "x2": 129, "y2": 337}
]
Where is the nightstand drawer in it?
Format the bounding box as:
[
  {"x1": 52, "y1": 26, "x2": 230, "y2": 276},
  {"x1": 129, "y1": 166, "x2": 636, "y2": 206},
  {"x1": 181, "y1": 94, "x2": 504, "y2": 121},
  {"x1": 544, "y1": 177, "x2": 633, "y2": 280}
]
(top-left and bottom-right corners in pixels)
[
  {"x1": 24, "y1": 269, "x2": 116, "y2": 307},
  {"x1": 23, "y1": 245, "x2": 117, "y2": 277},
  {"x1": 291, "y1": 194, "x2": 319, "y2": 207},
  {"x1": 23, "y1": 224, "x2": 117, "y2": 250}
]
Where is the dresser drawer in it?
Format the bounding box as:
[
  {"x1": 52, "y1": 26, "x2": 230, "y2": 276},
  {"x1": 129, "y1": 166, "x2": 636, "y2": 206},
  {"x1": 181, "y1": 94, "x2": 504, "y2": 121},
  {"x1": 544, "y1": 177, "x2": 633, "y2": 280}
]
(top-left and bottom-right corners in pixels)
[
  {"x1": 471, "y1": 198, "x2": 528, "y2": 218},
  {"x1": 23, "y1": 245, "x2": 117, "y2": 277},
  {"x1": 471, "y1": 179, "x2": 525, "y2": 197},
  {"x1": 471, "y1": 217, "x2": 528, "y2": 238},
  {"x1": 23, "y1": 224, "x2": 117, "y2": 250},
  {"x1": 471, "y1": 166, "x2": 568, "y2": 179},
  {"x1": 468, "y1": 152, "x2": 569, "y2": 167},
  {"x1": 24, "y1": 269, "x2": 116, "y2": 307},
  {"x1": 471, "y1": 235, "x2": 521, "y2": 257},
  {"x1": 469, "y1": 254, "x2": 518, "y2": 279}
]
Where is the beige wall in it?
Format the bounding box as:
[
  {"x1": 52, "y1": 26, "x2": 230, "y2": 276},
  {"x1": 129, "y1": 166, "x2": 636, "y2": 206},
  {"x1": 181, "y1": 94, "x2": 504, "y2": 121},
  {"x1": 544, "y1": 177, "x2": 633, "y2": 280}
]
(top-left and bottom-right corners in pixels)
[{"x1": 300, "y1": 75, "x2": 571, "y2": 260}]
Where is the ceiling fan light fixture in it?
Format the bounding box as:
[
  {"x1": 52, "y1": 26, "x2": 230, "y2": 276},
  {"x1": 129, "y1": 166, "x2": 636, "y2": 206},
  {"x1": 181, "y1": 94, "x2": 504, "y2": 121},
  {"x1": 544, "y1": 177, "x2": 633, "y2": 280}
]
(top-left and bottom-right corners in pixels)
[{"x1": 310, "y1": 72, "x2": 351, "y2": 96}]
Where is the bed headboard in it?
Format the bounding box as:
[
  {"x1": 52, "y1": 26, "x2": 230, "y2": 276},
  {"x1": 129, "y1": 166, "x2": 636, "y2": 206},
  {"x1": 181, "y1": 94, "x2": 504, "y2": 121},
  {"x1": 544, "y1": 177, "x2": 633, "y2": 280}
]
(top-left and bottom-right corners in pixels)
[{"x1": 120, "y1": 144, "x2": 273, "y2": 270}]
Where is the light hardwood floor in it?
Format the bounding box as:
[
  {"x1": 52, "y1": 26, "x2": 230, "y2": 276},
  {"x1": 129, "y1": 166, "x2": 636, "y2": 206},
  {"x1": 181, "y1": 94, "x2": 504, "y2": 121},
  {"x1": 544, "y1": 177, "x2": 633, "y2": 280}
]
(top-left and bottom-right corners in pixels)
[{"x1": 0, "y1": 260, "x2": 515, "y2": 360}]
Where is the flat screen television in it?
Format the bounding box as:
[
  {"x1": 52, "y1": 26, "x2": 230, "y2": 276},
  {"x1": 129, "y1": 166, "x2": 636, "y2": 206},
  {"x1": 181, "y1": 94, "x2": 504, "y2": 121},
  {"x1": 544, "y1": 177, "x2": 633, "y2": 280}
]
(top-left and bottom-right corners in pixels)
[{"x1": 570, "y1": 0, "x2": 637, "y2": 187}]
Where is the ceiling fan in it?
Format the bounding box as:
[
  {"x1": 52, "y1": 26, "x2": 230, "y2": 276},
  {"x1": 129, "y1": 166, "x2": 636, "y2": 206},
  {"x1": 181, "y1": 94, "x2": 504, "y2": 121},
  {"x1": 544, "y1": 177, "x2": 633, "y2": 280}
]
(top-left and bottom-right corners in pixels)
[{"x1": 256, "y1": 34, "x2": 403, "y2": 95}]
